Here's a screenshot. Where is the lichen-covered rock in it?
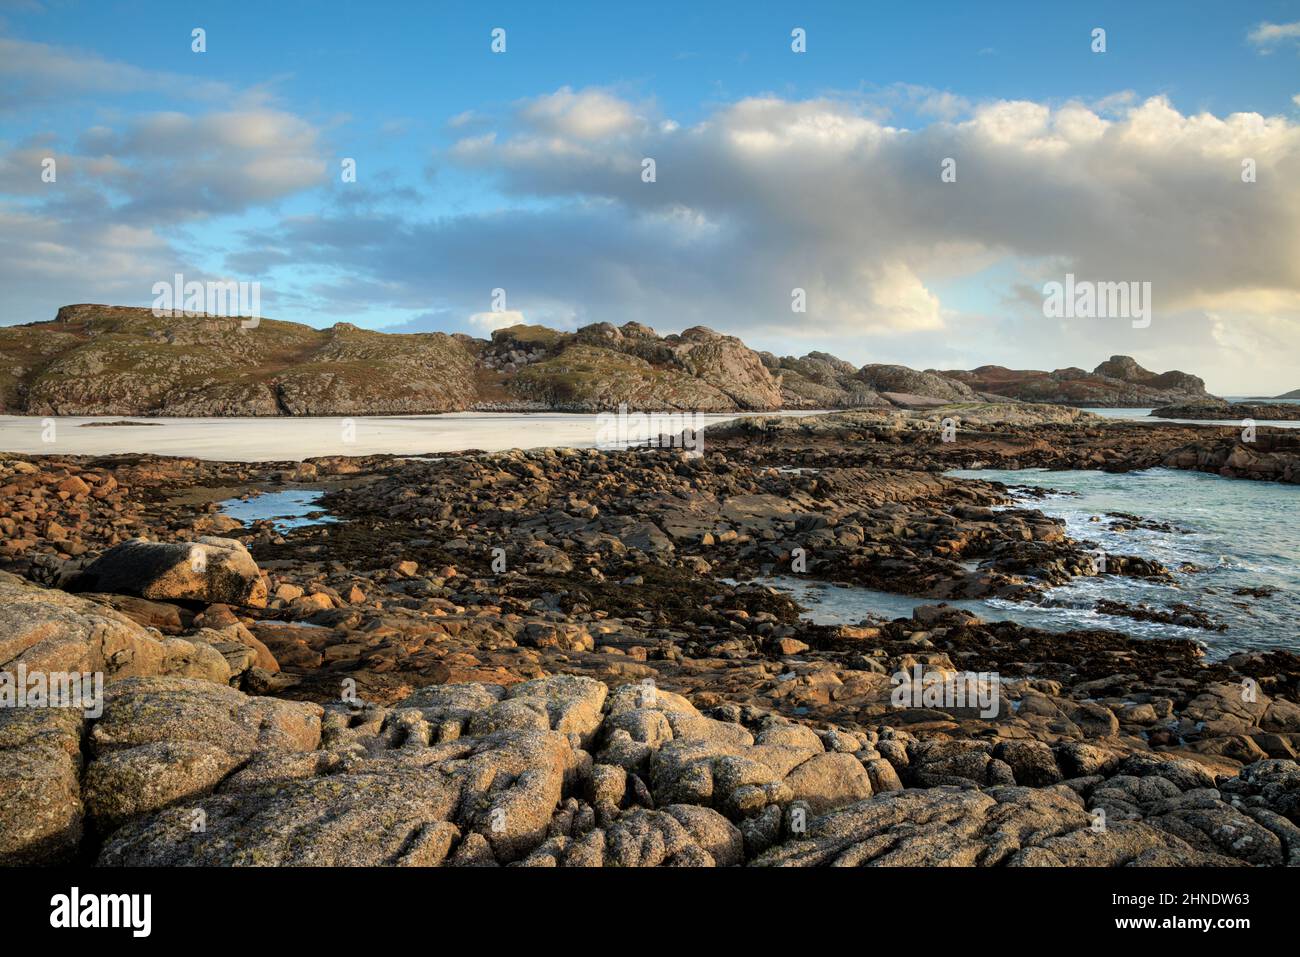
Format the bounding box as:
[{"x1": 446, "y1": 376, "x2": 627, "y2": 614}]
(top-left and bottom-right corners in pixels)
[
  {"x1": 89, "y1": 676, "x2": 322, "y2": 755},
  {"x1": 83, "y1": 740, "x2": 243, "y2": 831},
  {"x1": 521, "y1": 806, "x2": 736, "y2": 867},
  {"x1": 0, "y1": 707, "x2": 84, "y2": 865},
  {"x1": 8, "y1": 664, "x2": 1295, "y2": 868},
  {"x1": 0, "y1": 571, "x2": 231, "y2": 684},
  {"x1": 753, "y1": 785, "x2": 1239, "y2": 867},
  {"x1": 97, "y1": 768, "x2": 466, "y2": 866},
  {"x1": 782, "y1": 753, "x2": 873, "y2": 814}
]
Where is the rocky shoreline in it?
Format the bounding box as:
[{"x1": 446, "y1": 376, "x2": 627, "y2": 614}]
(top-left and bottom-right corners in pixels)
[{"x1": 3, "y1": 407, "x2": 1300, "y2": 867}]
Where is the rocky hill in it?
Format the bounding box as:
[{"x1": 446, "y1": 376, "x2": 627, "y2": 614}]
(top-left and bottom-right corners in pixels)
[
  {"x1": 0, "y1": 306, "x2": 1217, "y2": 415},
  {"x1": 2, "y1": 305, "x2": 479, "y2": 417},
  {"x1": 940, "y1": 356, "x2": 1214, "y2": 407}
]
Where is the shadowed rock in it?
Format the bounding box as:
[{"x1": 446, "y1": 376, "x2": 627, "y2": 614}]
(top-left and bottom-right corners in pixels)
[{"x1": 69, "y1": 536, "x2": 268, "y2": 607}]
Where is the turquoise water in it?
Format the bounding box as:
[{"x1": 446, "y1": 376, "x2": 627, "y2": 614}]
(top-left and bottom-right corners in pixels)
[{"x1": 754, "y1": 468, "x2": 1298, "y2": 659}]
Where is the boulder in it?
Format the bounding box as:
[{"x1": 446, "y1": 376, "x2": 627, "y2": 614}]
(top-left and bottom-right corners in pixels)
[
  {"x1": 83, "y1": 740, "x2": 244, "y2": 831},
  {"x1": 783, "y1": 752, "x2": 874, "y2": 814},
  {"x1": 89, "y1": 676, "x2": 322, "y2": 755},
  {"x1": 0, "y1": 572, "x2": 232, "y2": 685},
  {"x1": 69, "y1": 537, "x2": 268, "y2": 607}
]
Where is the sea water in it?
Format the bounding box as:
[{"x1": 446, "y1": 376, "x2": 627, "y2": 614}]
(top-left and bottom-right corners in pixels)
[{"x1": 755, "y1": 468, "x2": 1297, "y2": 659}]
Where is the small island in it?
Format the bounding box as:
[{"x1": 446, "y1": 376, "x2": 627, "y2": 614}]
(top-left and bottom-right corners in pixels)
[{"x1": 1150, "y1": 402, "x2": 1300, "y2": 421}]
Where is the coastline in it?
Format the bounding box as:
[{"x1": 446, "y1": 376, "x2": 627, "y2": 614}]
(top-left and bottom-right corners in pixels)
[{"x1": 4, "y1": 406, "x2": 1299, "y2": 867}]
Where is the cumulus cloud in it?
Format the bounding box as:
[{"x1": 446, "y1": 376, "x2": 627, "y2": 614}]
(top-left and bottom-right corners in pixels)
[
  {"x1": 424, "y1": 90, "x2": 1300, "y2": 339},
  {"x1": 58, "y1": 109, "x2": 328, "y2": 220},
  {"x1": 0, "y1": 39, "x2": 325, "y2": 220},
  {"x1": 516, "y1": 87, "x2": 647, "y2": 140}
]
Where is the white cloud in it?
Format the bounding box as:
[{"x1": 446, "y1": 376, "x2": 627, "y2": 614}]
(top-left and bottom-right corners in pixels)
[
  {"x1": 517, "y1": 87, "x2": 647, "y2": 140},
  {"x1": 0, "y1": 36, "x2": 230, "y2": 109},
  {"x1": 72, "y1": 109, "x2": 327, "y2": 217},
  {"x1": 468, "y1": 310, "x2": 527, "y2": 331},
  {"x1": 0, "y1": 35, "x2": 328, "y2": 323},
  {"x1": 1248, "y1": 21, "x2": 1300, "y2": 51},
  {"x1": 437, "y1": 89, "x2": 1300, "y2": 335}
]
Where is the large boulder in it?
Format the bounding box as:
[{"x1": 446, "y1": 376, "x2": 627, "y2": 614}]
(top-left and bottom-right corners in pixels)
[
  {"x1": 0, "y1": 571, "x2": 232, "y2": 684},
  {"x1": 69, "y1": 537, "x2": 268, "y2": 607},
  {"x1": 82, "y1": 676, "x2": 323, "y2": 834},
  {"x1": 0, "y1": 575, "x2": 259, "y2": 864}
]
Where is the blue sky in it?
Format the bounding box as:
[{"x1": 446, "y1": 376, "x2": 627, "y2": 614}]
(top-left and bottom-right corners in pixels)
[{"x1": 2, "y1": 0, "x2": 1299, "y2": 391}]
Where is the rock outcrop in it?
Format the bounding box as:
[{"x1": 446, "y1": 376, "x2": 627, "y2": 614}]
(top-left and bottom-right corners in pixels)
[
  {"x1": 942, "y1": 356, "x2": 1213, "y2": 407},
  {"x1": 857, "y1": 364, "x2": 981, "y2": 404},
  {"x1": 6, "y1": 670, "x2": 1298, "y2": 867},
  {"x1": 502, "y1": 323, "x2": 775, "y2": 412},
  {"x1": 759, "y1": 352, "x2": 889, "y2": 409},
  {"x1": 11, "y1": 306, "x2": 479, "y2": 416},
  {"x1": 0, "y1": 575, "x2": 276, "y2": 864}
]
